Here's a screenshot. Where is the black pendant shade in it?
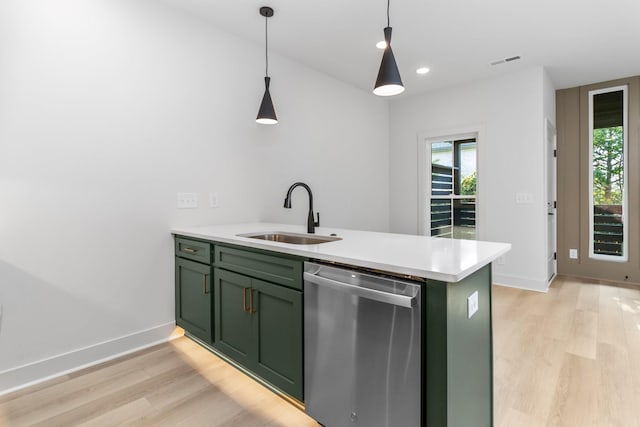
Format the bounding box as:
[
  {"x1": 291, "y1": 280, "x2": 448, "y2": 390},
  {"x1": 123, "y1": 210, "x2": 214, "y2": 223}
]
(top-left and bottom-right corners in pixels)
[
  {"x1": 256, "y1": 6, "x2": 278, "y2": 125},
  {"x1": 257, "y1": 76, "x2": 277, "y2": 124},
  {"x1": 374, "y1": 26, "x2": 404, "y2": 96},
  {"x1": 374, "y1": 0, "x2": 404, "y2": 97}
]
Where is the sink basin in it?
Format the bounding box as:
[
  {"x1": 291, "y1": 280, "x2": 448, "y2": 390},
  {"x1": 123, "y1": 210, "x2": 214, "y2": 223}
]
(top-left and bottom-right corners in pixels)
[{"x1": 238, "y1": 231, "x2": 342, "y2": 245}]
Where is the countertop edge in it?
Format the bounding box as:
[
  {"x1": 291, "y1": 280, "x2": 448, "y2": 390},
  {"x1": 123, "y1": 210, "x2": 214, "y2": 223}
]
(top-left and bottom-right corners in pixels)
[{"x1": 171, "y1": 224, "x2": 512, "y2": 283}]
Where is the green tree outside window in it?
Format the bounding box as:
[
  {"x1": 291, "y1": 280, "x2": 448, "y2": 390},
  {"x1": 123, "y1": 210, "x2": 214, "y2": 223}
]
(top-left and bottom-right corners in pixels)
[
  {"x1": 460, "y1": 171, "x2": 476, "y2": 195},
  {"x1": 593, "y1": 126, "x2": 623, "y2": 205}
]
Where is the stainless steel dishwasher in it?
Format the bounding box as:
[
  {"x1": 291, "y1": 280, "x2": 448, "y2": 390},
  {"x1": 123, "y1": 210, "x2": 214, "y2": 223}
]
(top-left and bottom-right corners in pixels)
[{"x1": 304, "y1": 261, "x2": 422, "y2": 427}]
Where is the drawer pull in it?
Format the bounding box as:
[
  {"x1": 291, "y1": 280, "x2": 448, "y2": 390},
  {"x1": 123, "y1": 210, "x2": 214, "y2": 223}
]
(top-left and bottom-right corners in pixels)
[
  {"x1": 243, "y1": 288, "x2": 249, "y2": 312},
  {"x1": 202, "y1": 274, "x2": 209, "y2": 294},
  {"x1": 183, "y1": 247, "x2": 198, "y2": 254}
]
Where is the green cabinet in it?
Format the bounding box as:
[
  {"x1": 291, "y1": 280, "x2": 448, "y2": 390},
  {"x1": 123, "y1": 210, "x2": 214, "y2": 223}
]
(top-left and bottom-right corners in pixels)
[
  {"x1": 251, "y1": 278, "x2": 303, "y2": 399},
  {"x1": 214, "y1": 268, "x2": 253, "y2": 366},
  {"x1": 425, "y1": 264, "x2": 493, "y2": 427},
  {"x1": 214, "y1": 267, "x2": 303, "y2": 400},
  {"x1": 174, "y1": 238, "x2": 304, "y2": 401},
  {"x1": 175, "y1": 240, "x2": 213, "y2": 344}
]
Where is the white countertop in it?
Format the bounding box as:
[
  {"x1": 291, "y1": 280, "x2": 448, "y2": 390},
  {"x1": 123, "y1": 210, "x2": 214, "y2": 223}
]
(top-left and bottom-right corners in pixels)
[{"x1": 171, "y1": 223, "x2": 511, "y2": 282}]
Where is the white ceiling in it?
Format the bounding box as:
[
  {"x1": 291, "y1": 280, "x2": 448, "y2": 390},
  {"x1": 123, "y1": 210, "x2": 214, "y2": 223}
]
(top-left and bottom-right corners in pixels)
[{"x1": 161, "y1": 0, "x2": 640, "y2": 97}]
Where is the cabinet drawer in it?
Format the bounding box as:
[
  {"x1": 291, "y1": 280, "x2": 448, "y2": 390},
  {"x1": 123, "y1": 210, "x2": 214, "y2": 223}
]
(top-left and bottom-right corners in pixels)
[
  {"x1": 215, "y1": 245, "x2": 303, "y2": 290},
  {"x1": 175, "y1": 237, "x2": 211, "y2": 264}
]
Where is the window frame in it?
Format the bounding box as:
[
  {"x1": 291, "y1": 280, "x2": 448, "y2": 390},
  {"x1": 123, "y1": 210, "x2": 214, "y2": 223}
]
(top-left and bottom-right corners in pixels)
[{"x1": 587, "y1": 84, "x2": 629, "y2": 262}]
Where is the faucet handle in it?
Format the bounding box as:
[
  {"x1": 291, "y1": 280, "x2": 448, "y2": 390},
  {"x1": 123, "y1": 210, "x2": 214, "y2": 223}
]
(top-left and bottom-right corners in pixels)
[{"x1": 314, "y1": 212, "x2": 320, "y2": 227}]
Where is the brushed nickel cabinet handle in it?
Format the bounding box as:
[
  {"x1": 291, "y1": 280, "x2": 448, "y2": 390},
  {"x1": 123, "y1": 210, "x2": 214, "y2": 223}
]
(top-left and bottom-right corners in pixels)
[
  {"x1": 243, "y1": 288, "x2": 249, "y2": 312},
  {"x1": 183, "y1": 247, "x2": 198, "y2": 254}
]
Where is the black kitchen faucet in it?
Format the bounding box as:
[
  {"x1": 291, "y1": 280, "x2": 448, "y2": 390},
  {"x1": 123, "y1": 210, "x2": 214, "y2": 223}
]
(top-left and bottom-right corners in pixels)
[{"x1": 284, "y1": 182, "x2": 320, "y2": 234}]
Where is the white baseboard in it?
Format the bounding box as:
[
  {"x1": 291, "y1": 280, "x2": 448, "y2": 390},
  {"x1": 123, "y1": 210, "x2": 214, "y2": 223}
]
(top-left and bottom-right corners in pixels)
[
  {"x1": 493, "y1": 273, "x2": 549, "y2": 293},
  {"x1": 0, "y1": 321, "x2": 179, "y2": 396}
]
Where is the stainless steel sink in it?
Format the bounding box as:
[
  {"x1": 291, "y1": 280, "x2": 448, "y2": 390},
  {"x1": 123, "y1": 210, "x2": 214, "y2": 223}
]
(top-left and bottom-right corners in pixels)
[{"x1": 237, "y1": 231, "x2": 342, "y2": 245}]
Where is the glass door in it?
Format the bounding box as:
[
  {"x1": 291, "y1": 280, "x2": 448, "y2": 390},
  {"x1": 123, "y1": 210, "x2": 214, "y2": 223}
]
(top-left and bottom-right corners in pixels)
[{"x1": 429, "y1": 138, "x2": 477, "y2": 240}]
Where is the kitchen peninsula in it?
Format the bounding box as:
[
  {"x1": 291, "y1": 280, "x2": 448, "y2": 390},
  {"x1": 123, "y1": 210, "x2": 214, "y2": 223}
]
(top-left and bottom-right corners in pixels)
[{"x1": 171, "y1": 222, "x2": 510, "y2": 427}]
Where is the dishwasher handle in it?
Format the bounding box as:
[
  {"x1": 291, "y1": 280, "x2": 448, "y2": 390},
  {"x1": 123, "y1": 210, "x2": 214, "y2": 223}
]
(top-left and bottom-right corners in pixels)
[{"x1": 303, "y1": 272, "x2": 417, "y2": 308}]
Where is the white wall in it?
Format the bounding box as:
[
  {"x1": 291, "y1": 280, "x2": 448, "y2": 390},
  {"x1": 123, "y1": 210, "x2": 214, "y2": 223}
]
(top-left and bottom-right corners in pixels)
[
  {"x1": 389, "y1": 67, "x2": 550, "y2": 291},
  {"x1": 251, "y1": 61, "x2": 389, "y2": 232},
  {"x1": 544, "y1": 69, "x2": 557, "y2": 128},
  {"x1": 0, "y1": 0, "x2": 388, "y2": 393}
]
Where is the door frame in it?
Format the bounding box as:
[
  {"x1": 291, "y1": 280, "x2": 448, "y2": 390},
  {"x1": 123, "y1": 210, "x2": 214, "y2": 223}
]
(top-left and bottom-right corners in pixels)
[
  {"x1": 417, "y1": 125, "x2": 485, "y2": 238},
  {"x1": 544, "y1": 118, "x2": 558, "y2": 283}
]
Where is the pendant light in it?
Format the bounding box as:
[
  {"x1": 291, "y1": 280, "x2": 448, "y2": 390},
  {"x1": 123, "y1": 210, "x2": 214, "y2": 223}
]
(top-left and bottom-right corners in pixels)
[
  {"x1": 256, "y1": 6, "x2": 278, "y2": 125},
  {"x1": 373, "y1": 0, "x2": 404, "y2": 96}
]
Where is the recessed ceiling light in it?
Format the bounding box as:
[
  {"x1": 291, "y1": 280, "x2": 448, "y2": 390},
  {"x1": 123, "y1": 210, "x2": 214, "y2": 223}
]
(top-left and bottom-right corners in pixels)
[
  {"x1": 376, "y1": 41, "x2": 387, "y2": 49},
  {"x1": 416, "y1": 67, "x2": 430, "y2": 75}
]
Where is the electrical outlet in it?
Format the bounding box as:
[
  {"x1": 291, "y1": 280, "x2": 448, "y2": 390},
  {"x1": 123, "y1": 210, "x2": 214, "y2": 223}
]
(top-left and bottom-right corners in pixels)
[
  {"x1": 177, "y1": 193, "x2": 198, "y2": 209},
  {"x1": 209, "y1": 192, "x2": 220, "y2": 208},
  {"x1": 496, "y1": 255, "x2": 506, "y2": 265},
  {"x1": 0, "y1": 304, "x2": 3, "y2": 334},
  {"x1": 468, "y1": 291, "x2": 479, "y2": 319},
  {"x1": 569, "y1": 249, "x2": 578, "y2": 259}
]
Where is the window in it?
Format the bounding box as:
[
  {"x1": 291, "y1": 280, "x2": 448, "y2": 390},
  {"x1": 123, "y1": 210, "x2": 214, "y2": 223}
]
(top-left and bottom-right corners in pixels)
[
  {"x1": 428, "y1": 138, "x2": 477, "y2": 239},
  {"x1": 588, "y1": 86, "x2": 628, "y2": 260}
]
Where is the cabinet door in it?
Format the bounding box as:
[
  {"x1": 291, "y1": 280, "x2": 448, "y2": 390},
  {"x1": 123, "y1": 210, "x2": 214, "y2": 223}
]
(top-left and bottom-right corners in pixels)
[
  {"x1": 175, "y1": 257, "x2": 212, "y2": 343},
  {"x1": 214, "y1": 268, "x2": 253, "y2": 367},
  {"x1": 251, "y1": 279, "x2": 303, "y2": 400}
]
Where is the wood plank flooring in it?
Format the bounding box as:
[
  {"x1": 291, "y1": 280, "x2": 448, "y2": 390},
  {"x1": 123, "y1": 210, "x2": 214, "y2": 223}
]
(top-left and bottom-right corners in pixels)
[
  {"x1": 0, "y1": 338, "x2": 317, "y2": 427},
  {"x1": 1, "y1": 276, "x2": 639, "y2": 426},
  {"x1": 493, "y1": 276, "x2": 640, "y2": 427}
]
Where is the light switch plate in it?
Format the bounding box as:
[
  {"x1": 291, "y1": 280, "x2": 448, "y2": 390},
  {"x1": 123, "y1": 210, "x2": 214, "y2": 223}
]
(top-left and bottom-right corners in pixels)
[
  {"x1": 209, "y1": 192, "x2": 220, "y2": 208},
  {"x1": 515, "y1": 192, "x2": 533, "y2": 204},
  {"x1": 177, "y1": 193, "x2": 198, "y2": 209},
  {"x1": 569, "y1": 249, "x2": 578, "y2": 259},
  {"x1": 468, "y1": 291, "x2": 479, "y2": 319}
]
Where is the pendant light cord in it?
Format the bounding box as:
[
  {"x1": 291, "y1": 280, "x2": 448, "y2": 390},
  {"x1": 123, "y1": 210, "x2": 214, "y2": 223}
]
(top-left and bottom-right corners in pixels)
[
  {"x1": 265, "y1": 14, "x2": 269, "y2": 77},
  {"x1": 387, "y1": 0, "x2": 390, "y2": 27}
]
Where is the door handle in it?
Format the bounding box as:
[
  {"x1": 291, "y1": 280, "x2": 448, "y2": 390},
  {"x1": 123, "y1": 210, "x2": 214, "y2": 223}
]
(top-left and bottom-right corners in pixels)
[
  {"x1": 303, "y1": 272, "x2": 417, "y2": 308},
  {"x1": 202, "y1": 274, "x2": 209, "y2": 294},
  {"x1": 250, "y1": 289, "x2": 257, "y2": 314},
  {"x1": 243, "y1": 288, "x2": 249, "y2": 312}
]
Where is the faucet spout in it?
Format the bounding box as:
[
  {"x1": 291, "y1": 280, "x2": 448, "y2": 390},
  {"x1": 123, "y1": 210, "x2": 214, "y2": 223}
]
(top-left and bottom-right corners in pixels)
[{"x1": 283, "y1": 182, "x2": 320, "y2": 234}]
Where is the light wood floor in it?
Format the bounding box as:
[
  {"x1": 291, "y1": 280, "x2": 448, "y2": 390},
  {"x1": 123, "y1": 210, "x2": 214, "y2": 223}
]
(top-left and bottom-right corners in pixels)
[
  {"x1": 493, "y1": 276, "x2": 640, "y2": 426},
  {"x1": 1, "y1": 276, "x2": 639, "y2": 426},
  {"x1": 0, "y1": 338, "x2": 318, "y2": 427}
]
